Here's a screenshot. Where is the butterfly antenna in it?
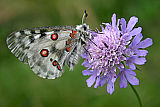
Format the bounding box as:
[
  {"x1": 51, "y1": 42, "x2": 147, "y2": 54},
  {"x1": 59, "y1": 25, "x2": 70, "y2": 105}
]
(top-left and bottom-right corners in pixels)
[
  {"x1": 82, "y1": 10, "x2": 88, "y2": 24},
  {"x1": 86, "y1": 37, "x2": 98, "y2": 47}
]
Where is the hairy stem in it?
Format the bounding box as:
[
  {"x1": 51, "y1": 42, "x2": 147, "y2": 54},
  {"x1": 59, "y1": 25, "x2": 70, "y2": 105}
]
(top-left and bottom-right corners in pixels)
[{"x1": 129, "y1": 83, "x2": 142, "y2": 107}]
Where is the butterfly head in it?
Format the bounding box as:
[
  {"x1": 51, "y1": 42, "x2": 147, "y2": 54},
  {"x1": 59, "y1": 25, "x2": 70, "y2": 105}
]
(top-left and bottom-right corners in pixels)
[
  {"x1": 76, "y1": 23, "x2": 89, "y2": 32},
  {"x1": 75, "y1": 23, "x2": 91, "y2": 46}
]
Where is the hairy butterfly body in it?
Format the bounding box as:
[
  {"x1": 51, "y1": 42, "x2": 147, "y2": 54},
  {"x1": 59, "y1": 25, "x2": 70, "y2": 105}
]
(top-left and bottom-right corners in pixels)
[{"x1": 6, "y1": 11, "x2": 91, "y2": 79}]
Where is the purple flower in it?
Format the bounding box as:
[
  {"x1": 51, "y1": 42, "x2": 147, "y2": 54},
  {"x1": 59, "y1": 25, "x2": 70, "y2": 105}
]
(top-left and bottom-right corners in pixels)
[{"x1": 82, "y1": 13, "x2": 153, "y2": 94}]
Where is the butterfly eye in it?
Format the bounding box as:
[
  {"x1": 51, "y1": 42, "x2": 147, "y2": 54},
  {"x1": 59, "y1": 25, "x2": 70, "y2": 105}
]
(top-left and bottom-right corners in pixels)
[
  {"x1": 83, "y1": 26, "x2": 87, "y2": 31},
  {"x1": 40, "y1": 49, "x2": 49, "y2": 57},
  {"x1": 51, "y1": 33, "x2": 58, "y2": 40}
]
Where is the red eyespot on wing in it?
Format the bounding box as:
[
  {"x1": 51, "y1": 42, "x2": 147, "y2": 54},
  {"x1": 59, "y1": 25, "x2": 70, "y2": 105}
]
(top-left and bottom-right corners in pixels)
[
  {"x1": 70, "y1": 30, "x2": 77, "y2": 38},
  {"x1": 51, "y1": 33, "x2": 58, "y2": 40},
  {"x1": 52, "y1": 60, "x2": 61, "y2": 71},
  {"x1": 72, "y1": 30, "x2": 77, "y2": 34},
  {"x1": 52, "y1": 60, "x2": 57, "y2": 66},
  {"x1": 40, "y1": 49, "x2": 49, "y2": 57},
  {"x1": 70, "y1": 33, "x2": 74, "y2": 38},
  {"x1": 57, "y1": 65, "x2": 62, "y2": 71},
  {"x1": 66, "y1": 46, "x2": 71, "y2": 52}
]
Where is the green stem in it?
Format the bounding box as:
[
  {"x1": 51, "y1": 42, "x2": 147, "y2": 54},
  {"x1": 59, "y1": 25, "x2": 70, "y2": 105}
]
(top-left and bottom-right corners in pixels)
[
  {"x1": 129, "y1": 83, "x2": 142, "y2": 107},
  {"x1": 121, "y1": 61, "x2": 142, "y2": 106}
]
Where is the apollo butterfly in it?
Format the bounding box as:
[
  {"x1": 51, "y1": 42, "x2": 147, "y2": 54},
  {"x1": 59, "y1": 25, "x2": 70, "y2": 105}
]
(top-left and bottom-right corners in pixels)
[{"x1": 6, "y1": 10, "x2": 91, "y2": 79}]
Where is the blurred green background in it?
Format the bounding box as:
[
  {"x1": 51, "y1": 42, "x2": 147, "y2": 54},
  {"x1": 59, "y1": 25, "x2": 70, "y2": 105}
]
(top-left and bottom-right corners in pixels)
[{"x1": 0, "y1": 0, "x2": 160, "y2": 107}]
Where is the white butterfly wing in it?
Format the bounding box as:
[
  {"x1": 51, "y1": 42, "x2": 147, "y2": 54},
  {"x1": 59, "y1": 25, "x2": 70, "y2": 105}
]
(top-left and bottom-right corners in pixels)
[{"x1": 6, "y1": 26, "x2": 78, "y2": 79}]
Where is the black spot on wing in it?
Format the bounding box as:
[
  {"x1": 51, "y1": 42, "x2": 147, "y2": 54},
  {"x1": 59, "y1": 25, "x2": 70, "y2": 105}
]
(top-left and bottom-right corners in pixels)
[
  {"x1": 37, "y1": 61, "x2": 42, "y2": 66},
  {"x1": 40, "y1": 33, "x2": 46, "y2": 38},
  {"x1": 32, "y1": 56, "x2": 37, "y2": 62},
  {"x1": 25, "y1": 46, "x2": 30, "y2": 49},
  {"x1": 46, "y1": 75, "x2": 49, "y2": 79},
  {"x1": 51, "y1": 47, "x2": 56, "y2": 54},
  {"x1": 31, "y1": 30, "x2": 36, "y2": 34},
  {"x1": 50, "y1": 58, "x2": 53, "y2": 62},
  {"x1": 29, "y1": 36, "x2": 35, "y2": 43},
  {"x1": 40, "y1": 29, "x2": 48, "y2": 33},
  {"x1": 37, "y1": 29, "x2": 47, "y2": 38},
  {"x1": 20, "y1": 30, "x2": 25, "y2": 35}
]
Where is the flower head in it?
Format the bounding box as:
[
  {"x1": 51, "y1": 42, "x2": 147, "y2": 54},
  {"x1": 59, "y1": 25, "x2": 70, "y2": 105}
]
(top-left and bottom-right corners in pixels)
[{"x1": 82, "y1": 13, "x2": 152, "y2": 94}]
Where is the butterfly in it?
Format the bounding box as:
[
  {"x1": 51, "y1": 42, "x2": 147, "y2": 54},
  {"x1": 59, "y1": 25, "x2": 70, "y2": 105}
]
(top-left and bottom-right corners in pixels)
[{"x1": 6, "y1": 10, "x2": 91, "y2": 79}]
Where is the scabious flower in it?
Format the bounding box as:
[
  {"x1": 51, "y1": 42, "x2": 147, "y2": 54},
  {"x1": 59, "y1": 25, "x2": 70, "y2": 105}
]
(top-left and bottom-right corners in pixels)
[{"x1": 81, "y1": 13, "x2": 152, "y2": 94}]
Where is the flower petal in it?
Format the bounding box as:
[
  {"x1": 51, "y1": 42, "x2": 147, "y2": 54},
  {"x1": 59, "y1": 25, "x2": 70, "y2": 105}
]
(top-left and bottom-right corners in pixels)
[
  {"x1": 125, "y1": 69, "x2": 136, "y2": 76},
  {"x1": 111, "y1": 72, "x2": 117, "y2": 83},
  {"x1": 127, "y1": 16, "x2": 138, "y2": 32},
  {"x1": 126, "y1": 57, "x2": 136, "y2": 70},
  {"x1": 122, "y1": 33, "x2": 132, "y2": 41},
  {"x1": 81, "y1": 60, "x2": 91, "y2": 68},
  {"x1": 100, "y1": 25, "x2": 105, "y2": 31},
  {"x1": 107, "y1": 80, "x2": 115, "y2": 94},
  {"x1": 112, "y1": 13, "x2": 116, "y2": 27},
  {"x1": 91, "y1": 32, "x2": 98, "y2": 37},
  {"x1": 125, "y1": 70, "x2": 139, "y2": 85},
  {"x1": 86, "y1": 73, "x2": 96, "y2": 87},
  {"x1": 121, "y1": 18, "x2": 126, "y2": 33},
  {"x1": 94, "y1": 76, "x2": 100, "y2": 88},
  {"x1": 129, "y1": 62, "x2": 136, "y2": 70},
  {"x1": 119, "y1": 72, "x2": 127, "y2": 88},
  {"x1": 130, "y1": 33, "x2": 143, "y2": 48},
  {"x1": 81, "y1": 60, "x2": 87, "y2": 65},
  {"x1": 133, "y1": 57, "x2": 146, "y2": 65},
  {"x1": 129, "y1": 27, "x2": 142, "y2": 36},
  {"x1": 117, "y1": 63, "x2": 124, "y2": 69},
  {"x1": 136, "y1": 50, "x2": 148, "y2": 56},
  {"x1": 82, "y1": 69, "x2": 93, "y2": 76},
  {"x1": 127, "y1": 56, "x2": 146, "y2": 66},
  {"x1": 128, "y1": 76, "x2": 139, "y2": 85},
  {"x1": 137, "y1": 38, "x2": 153, "y2": 48},
  {"x1": 99, "y1": 76, "x2": 107, "y2": 87},
  {"x1": 81, "y1": 51, "x2": 88, "y2": 59}
]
